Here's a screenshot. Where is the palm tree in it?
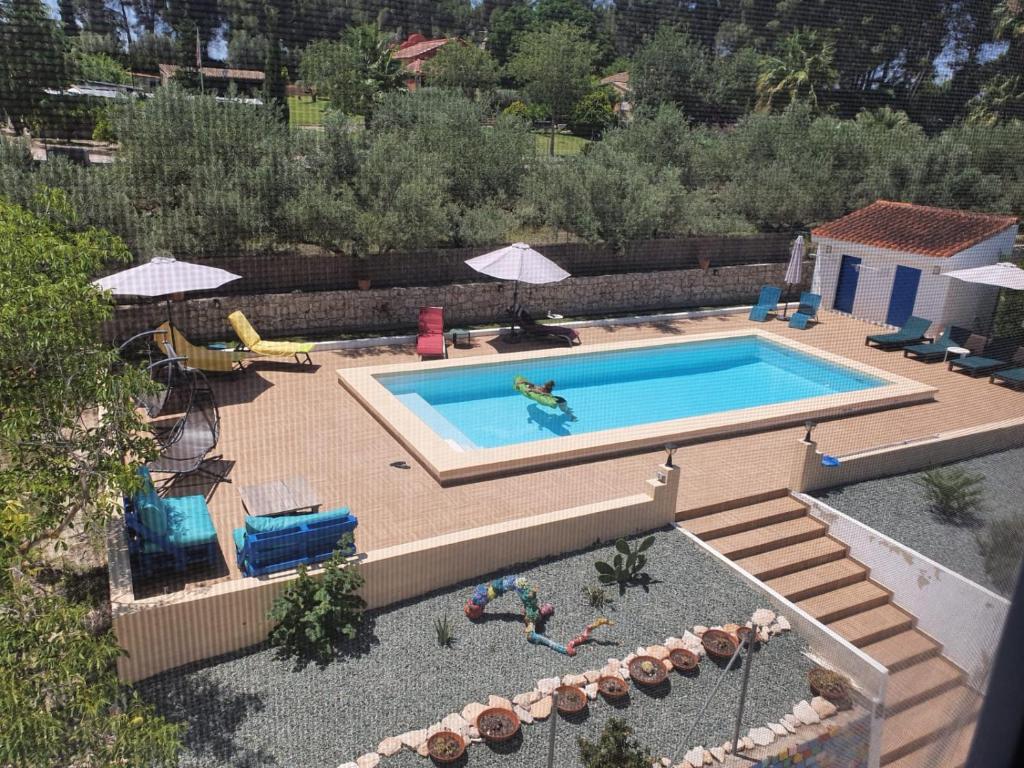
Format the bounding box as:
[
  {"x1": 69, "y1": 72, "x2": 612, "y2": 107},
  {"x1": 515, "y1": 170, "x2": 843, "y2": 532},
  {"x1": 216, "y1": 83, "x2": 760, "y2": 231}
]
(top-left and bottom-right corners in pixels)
[{"x1": 756, "y1": 30, "x2": 838, "y2": 113}]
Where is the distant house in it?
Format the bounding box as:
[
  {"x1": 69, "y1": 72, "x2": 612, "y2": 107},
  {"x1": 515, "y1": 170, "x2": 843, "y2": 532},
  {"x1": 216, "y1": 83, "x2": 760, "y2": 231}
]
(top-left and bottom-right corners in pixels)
[
  {"x1": 391, "y1": 33, "x2": 451, "y2": 90},
  {"x1": 599, "y1": 71, "x2": 632, "y2": 120},
  {"x1": 811, "y1": 200, "x2": 1019, "y2": 331},
  {"x1": 157, "y1": 64, "x2": 265, "y2": 97}
]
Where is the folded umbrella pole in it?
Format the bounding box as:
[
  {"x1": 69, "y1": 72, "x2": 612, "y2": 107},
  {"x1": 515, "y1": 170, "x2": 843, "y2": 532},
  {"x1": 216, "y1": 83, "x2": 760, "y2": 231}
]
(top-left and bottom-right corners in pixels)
[{"x1": 779, "y1": 235, "x2": 805, "y2": 320}]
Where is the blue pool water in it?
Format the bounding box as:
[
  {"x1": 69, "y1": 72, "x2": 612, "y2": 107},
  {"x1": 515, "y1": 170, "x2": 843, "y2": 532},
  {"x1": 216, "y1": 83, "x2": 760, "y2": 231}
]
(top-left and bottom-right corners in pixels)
[{"x1": 380, "y1": 336, "x2": 884, "y2": 450}]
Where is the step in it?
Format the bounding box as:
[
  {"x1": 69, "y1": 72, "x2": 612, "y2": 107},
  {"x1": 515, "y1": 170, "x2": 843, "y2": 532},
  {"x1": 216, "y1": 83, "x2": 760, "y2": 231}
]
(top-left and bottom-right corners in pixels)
[
  {"x1": 735, "y1": 537, "x2": 848, "y2": 580},
  {"x1": 675, "y1": 488, "x2": 790, "y2": 522},
  {"x1": 828, "y1": 604, "x2": 914, "y2": 647},
  {"x1": 681, "y1": 497, "x2": 808, "y2": 540},
  {"x1": 881, "y1": 685, "x2": 980, "y2": 764},
  {"x1": 708, "y1": 517, "x2": 827, "y2": 560},
  {"x1": 884, "y1": 719, "x2": 975, "y2": 768},
  {"x1": 886, "y1": 656, "x2": 965, "y2": 714},
  {"x1": 765, "y1": 558, "x2": 868, "y2": 601},
  {"x1": 797, "y1": 580, "x2": 891, "y2": 623},
  {"x1": 861, "y1": 630, "x2": 942, "y2": 671}
]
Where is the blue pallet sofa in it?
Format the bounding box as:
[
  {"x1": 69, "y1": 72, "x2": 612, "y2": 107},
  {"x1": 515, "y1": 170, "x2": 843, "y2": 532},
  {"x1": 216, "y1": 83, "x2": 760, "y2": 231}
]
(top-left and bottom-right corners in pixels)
[
  {"x1": 233, "y1": 507, "x2": 358, "y2": 577},
  {"x1": 124, "y1": 467, "x2": 219, "y2": 576}
]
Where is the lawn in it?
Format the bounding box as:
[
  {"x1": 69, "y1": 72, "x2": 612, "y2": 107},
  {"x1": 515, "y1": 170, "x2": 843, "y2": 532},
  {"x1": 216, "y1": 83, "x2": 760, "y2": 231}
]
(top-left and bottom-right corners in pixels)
[
  {"x1": 533, "y1": 130, "x2": 590, "y2": 156},
  {"x1": 288, "y1": 95, "x2": 328, "y2": 127}
]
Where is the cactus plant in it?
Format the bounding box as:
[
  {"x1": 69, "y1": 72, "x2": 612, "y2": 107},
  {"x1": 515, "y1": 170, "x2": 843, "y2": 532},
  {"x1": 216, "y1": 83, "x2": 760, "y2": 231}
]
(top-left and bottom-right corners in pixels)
[{"x1": 594, "y1": 536, "x2": 654, "y2": 592}]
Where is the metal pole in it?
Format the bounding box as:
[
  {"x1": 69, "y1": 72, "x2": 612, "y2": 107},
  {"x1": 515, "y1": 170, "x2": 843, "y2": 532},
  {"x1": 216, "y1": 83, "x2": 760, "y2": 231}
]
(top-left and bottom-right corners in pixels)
[
  {"x1": 677, "y1": 639, "x2": 745, "y2": 755},
  {"x1": 731, "y1": 630, "x2": 757, "y2": 751},
  {"x1": 545, "y1": 689, "x2": 558, "y2": 768}
]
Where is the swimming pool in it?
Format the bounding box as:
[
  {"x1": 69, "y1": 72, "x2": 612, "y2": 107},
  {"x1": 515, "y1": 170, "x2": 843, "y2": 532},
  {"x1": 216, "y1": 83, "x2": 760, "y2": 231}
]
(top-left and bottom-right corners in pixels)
[{"x1": 338, "y1": 330, "x2": 936, "y2": 483}]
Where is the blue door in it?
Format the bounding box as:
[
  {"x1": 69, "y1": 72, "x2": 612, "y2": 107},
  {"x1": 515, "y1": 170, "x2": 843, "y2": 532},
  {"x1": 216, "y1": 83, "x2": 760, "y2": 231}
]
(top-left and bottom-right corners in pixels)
[
  {"x1": 833, "y1": 255, "x2": 860, "y2": 313},
  {"x1": 886, "y1": 265, "x2": 922, "y2": 327}
]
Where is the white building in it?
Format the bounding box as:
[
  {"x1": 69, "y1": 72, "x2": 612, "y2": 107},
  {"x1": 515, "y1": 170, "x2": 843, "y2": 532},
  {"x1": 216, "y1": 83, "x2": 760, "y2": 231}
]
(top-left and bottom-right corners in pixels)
[{"x1": 811, "y1": 200, "x2": 1018, "y2": 331}]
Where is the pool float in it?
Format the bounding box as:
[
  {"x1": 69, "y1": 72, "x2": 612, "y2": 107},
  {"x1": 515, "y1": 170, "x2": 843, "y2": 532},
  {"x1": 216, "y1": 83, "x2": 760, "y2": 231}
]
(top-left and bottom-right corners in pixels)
[{"x1": 513, "y1": 375, "x2": 561, "y2": 409}]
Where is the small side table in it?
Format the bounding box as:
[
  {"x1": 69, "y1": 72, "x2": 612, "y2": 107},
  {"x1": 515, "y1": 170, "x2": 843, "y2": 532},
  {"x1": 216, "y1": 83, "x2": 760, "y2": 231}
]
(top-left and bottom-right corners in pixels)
[
  {"x1": 450, "y1": 328, "x2": 470, "y2": 348},
  {"x1": 239, "y1": 476, "x2": 321, "y2": 517},
  {"x1": 944, "y1": 346, "x2": 971, "y2": 362}
]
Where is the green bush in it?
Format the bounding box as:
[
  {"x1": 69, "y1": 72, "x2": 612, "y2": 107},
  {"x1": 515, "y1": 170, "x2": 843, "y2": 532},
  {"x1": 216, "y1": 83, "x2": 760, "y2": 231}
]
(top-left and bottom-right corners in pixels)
[
  {"x1": 267, "y1": 542, "x2": 366, "y2": 661},
  {"x1": 578, "y1": 718, "x2": 651, "y2": 768},
  {"x1": 568, "y1": 88, "x2": 616, "y2": 139},
  {"x1": 75, "y1": 52, "x2": 131, "y2": 85},
  {"x1": 594, "y1": 536, "x2": 655, "y2": 591},
  {"x1": 976, "y1": 514, "x2": 1024, "y2": 594},
  {"x1": 913, "y1": 467, "x2": 986, "y2": 524}
]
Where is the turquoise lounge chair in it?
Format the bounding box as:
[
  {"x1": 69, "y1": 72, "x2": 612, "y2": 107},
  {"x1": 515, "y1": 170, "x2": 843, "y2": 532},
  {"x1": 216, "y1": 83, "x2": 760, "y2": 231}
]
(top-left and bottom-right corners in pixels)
[
  {"x1": 865, "y1": 316, "x2": 932, "y2": 349},
  {"x1": 788, "y1": 292, "x2": 821, "y2": 329},
  {"x1": 990, "y1": 349, "x2": 1024, "y2": 389},
  {"x1": 749, "y1": 285, "x2": 782, "y2": 322},
  {"x1": 903, "y1": 326, "x2": 971, "y2": 361},
  {"x1": 948, "y1": 340, "x2": 1018, "y2": 377}
]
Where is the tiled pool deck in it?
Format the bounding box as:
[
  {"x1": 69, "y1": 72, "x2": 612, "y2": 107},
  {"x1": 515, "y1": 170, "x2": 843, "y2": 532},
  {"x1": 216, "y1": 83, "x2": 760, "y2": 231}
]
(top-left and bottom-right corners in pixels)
[{"x1": 145, "y1": 311, "x2": 1023, "y2": 595}]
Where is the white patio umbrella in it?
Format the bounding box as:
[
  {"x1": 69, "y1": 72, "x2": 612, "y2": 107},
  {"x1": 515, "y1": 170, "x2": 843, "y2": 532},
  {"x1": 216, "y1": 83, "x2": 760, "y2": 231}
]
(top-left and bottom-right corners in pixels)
[
  {"x1": 93, "y1": 256, "x2": 242, "y2": 327},
  {"x1": 779, "y1": 235, "x2": 805, "y2": 320},
  {"x1": 464, "y1": 242, "x2": 571, "y2": 309},
  {"x1": 943, "y1": 262, "x2": 1024, "y2": 290}
]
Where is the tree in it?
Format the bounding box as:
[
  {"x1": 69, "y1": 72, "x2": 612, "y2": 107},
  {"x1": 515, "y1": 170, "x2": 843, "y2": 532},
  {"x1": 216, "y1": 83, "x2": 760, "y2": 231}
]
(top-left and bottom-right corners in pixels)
[
  {"x1": 227, "y1": 29, "x2": 271, "y2": 70},
  {"x1": 74, "y1": 51, "x2": 132, "y2": 84},
  {"x1": 0, "y1": 194, "x2": 182, "y2": 765},
  {"x1": 568, "y1": 86, "x2": 615, "y2": 138},
  {"x1": 0, "y1": 0, "x2": 71, "y2": 131},
  {"x1": 261, "y1": 0, "x2": 289, "y2": 122},
  {"x1": 423, "y1": 41, "x2": 499, "y2": 99},
  {"x1": 486, "y1": 0, "x2": 533, "y2": 65},
  {"x1": 756, "y1": 30, "x2": 838, "y2": 114},
  {"x1": 631, "y1": 25, "x2": 713, "y2": 120},
  {"x1": 509, "y1": 22, "x2": 596, "y2": 156}
]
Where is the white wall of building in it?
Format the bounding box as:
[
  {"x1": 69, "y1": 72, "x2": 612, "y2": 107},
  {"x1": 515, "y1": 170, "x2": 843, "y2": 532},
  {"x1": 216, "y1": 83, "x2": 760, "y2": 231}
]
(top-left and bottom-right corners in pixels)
[{"x1": 811, "y1": 224, "x2": 1017, "y2": 331}]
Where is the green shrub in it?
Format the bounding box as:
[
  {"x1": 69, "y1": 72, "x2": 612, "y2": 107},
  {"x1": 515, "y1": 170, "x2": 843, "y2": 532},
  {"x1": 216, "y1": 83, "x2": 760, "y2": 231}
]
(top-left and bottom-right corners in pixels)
[
  {"x1": 976, "y1": 514, "x2": 1024, "y2": 594},
  {"x1": 267, "y1": 541, "x2": 366, "y2": 660},
  {"x1": 578, "y1": 718, "x2": 651, "y2": 768},
  {"x1": 581, "y1": 585, "x2": 611, "y2": 610},
  {"x1": 434, "y1": 614, "x2": 455, "y2": 648},
  {"x1": 913, "y1": 467, "x2": 985, "y2": 524},
  {"x1": 594, "y1": 536, "x2": 654, "y2": 591}
]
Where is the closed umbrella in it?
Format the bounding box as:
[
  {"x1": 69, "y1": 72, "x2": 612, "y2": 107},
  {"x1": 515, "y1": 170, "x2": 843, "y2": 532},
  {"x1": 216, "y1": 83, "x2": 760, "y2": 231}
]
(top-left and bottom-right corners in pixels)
[
  {"x1": 93, "y1": 256, "x2": 242, "y2": 327},
  {"x1": 465, "y1": 243, "x2": 570, "y2": 331},
  {"x1": 779, "y1": 235, "x2": 805, "y2": 320}
]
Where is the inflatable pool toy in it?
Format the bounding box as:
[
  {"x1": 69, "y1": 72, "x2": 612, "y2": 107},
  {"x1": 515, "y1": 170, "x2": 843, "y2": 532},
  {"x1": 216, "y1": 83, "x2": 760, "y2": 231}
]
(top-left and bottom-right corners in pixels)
[
  {"x1": 464, "y1": 575, "x2": 612, "y2": 655},
  {"x1": 513, "y1": 375, "x2": 561, "y2": 409}
]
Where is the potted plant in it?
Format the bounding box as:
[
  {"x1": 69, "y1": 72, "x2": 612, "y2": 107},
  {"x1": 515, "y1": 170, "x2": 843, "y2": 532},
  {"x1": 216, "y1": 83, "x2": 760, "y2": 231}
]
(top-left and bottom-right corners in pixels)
[
  {"x1": 669, "y1": 648, "x2": 699, "y2": 673},
  {"x1": 427, "y1": 730, "x2": 466, "y2": 764},
  {"x1": 476, "y1": 707, "x2": 521, "y2": 742},
  {"x1": 555, "y1": 685, "x2": 588, "y2": 715},
  {"x1": 628, "y1": 655, "x2": 668, "y2": 686},
  {"x1": 808, "y1": 668, "x2": 852, "y2": 708},
  {"x1": 597, "y1": 675, "x2": 630, "y2": 699},
  {"x1": 354, "y1": 257, "x2": 372, "y2": 291},
  {"x1": 702, "y1": 629, "x2": 738, "y2": 660}
]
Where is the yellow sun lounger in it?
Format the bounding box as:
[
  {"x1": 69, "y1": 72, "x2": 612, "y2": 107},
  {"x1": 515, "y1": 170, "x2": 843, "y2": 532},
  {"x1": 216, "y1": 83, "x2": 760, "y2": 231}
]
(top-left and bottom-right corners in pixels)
[
  {"x1": 228, "y1": 310, "x2": 314, "y2": 365},
  {"x1": 155, "y1": 322, "x2": 243, "y2": 373}
]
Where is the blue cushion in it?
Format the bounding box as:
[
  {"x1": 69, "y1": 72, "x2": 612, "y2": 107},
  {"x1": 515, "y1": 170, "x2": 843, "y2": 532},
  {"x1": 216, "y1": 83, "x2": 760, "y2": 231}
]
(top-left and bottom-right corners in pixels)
[
  {"x1": 133, "y1": 467, "x2": 168, "y2": 537},
  {"x1": 232, "y1": 527, "x2": 247, "y2": 554},
  {"x1": 163, "y1": 494, "x2": 217, "y2": 546},
  {"x1": 245, "y1": 506, "x2": 352, "y2": 534},
  {"x1": 954, "y1": 355, "x2": 1003, "y2": 369}
]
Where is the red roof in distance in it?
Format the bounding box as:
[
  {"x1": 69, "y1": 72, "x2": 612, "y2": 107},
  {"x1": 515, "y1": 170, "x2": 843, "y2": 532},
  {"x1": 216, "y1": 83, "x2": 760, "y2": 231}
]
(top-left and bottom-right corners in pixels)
[
  {"x1": 392, "y1": 34, "x2": 450, "y2": 60},
  {"x1": 811, "y1": 200, "x2": 1018, "y2": 258}
]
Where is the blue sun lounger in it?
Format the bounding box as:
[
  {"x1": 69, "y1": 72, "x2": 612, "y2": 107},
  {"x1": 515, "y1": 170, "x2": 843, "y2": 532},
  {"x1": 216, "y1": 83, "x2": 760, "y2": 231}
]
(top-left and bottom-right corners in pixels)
[
  {"x1": 990, "y1": 349, "x2": 1024, "y2": 389},
  {"x1": 788, "y1": 292, "x2": 821, "y2": 329},
  {"x1": 902, "y1": 326, "x2": 971, "y2": 361},
  {"x1": 865, "y1": 316, "x2": 932, "y2": 349},
  {"x1": 749, "y1": 286, "x2": 782, "y2": 322},
  {"x1": 949, "y1": 342, "x2": 1020, "y2": 378}
]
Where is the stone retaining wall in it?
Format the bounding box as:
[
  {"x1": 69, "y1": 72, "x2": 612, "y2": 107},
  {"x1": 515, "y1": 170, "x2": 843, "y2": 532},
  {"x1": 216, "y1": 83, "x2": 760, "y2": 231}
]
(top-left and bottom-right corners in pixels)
[{"x1": 105, "y1": 260, "x2": 812, "y2": 342}]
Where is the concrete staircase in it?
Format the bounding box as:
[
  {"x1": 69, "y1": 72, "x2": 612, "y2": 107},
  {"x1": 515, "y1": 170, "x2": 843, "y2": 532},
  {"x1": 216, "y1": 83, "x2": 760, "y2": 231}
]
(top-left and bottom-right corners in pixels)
[{"x1": 678, "y1": 491, "x2": 981, "y2": 768}]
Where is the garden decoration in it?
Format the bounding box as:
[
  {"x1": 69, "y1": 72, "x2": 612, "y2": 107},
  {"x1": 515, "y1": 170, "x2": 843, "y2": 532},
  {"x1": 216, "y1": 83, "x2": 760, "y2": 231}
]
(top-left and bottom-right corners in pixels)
[
  {"x1": 463, "y1": 575, "x2": 612, "y2": 655},
  {"x1": 628, "y1": 655, "x2": 669, "y2": 686},
  {"x1": 426, "y1": 731, "x2": 466, "y2": 764}
]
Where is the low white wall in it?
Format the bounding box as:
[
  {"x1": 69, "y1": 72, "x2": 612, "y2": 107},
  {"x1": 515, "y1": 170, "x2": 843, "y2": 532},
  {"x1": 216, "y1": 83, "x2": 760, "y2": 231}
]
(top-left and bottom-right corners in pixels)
[{"x1": 797, "y1": 493, "x2": 1010, "y2": 691}]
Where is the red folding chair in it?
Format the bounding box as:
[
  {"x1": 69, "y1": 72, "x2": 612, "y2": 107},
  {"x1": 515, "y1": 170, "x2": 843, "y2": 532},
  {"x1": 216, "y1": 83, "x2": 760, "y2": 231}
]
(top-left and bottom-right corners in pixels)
[{"x1": 416, "y1": 306, "x2": 447, "y2": 359}]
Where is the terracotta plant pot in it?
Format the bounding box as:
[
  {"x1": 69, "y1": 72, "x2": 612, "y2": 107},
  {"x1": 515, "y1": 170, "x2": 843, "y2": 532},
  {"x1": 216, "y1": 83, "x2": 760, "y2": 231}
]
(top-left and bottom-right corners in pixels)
[
  {"x1": 554, "y1": 685, "x2": 588, "y2": 714},
  {"x1": 736, "y1": 626, "x2": 756, "y2": 646},
  {"x1": 702, "y1": 629, "x2": 739, "y2": 660},
  {"x1": 476, "y1": 707, "x2": 520, "y2": 743},
  {"x1": 808, "y1": 668, "x2": 852, "y2": 707},
  {"x1": 597, "y1": 675, "x2": 630, "y2": 699},
  {"x1": 628, "y1": 655, "x2": 669, "y2": 686},
  {"x1": 426, "y1": 731, "x2": 466, "y2": 764},
  {"x1": 356, "y1": 278, "x2": 371, "y2": 291},
  {"x1": 669, "y1": 648, "x2": 700, "y2": 673}
]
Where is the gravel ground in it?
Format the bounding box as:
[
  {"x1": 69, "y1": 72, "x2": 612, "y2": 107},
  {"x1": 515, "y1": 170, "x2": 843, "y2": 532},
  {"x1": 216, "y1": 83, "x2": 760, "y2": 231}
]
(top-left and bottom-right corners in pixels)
[
  {"x1": 140, "y1": 528, "x2": 812, "y2": 768},
  {"x1": 817, "y1": 447, "x2": 1024, "y2": 596}
]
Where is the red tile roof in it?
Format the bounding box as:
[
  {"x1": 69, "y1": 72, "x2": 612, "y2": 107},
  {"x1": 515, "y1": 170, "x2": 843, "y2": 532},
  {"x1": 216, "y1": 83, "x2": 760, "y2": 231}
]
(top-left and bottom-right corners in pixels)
[
  {"x1": 812, "y1": 200, "x2": 1018, "y2": 258},
  {"x1": 392, "y1": 37, "x2": 449, "y2": 60}
]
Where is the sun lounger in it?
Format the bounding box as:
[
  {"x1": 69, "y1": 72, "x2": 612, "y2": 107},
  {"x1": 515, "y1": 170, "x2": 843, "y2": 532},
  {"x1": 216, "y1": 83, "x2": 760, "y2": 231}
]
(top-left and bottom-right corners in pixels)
[
  {"x1": 155, "y1": 322, "x2": 243, "y2": 373},
  {"x1": 902, "y1": 326, "x2": 971, "y2": 361},
  {"x1": 990, "y1": 349, "x2": 1024, "y2": 389},
  {"x1": 748, "y1": 285, "x2": 782, "y2": 322},
  {"x1": 228, "y1": 310, "x2": 314, "y2": 365},
  {"x1": 948, "y1": 338, "x2": 1017, "y2": 377},
  {"x1": 788, "y1": 292, "x2": 821, "y2": 330},
  {"x1": 416, "y1": 306, "x2": 447, "y2": 359},
  {"x1": 515, "y1": 307, "x2": 580, "y2": 346},
  {"x1": 865, "y1": 316, "x2": 932, "y2": 349},
  {"x1": 234, "y1": 507, "x2": 358, "y2": 577}
]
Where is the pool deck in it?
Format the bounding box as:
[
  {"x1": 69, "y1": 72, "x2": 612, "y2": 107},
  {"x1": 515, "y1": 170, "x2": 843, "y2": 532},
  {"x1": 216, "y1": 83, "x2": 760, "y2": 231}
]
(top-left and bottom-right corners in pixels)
[{"x1": 142, "y1": 311, "x2": 1023, "y2": 596}]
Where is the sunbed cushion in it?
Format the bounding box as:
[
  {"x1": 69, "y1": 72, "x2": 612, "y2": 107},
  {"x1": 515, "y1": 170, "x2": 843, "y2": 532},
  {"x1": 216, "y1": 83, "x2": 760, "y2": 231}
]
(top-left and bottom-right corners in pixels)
[
  {"x1": 163, "y1": 495, "x2": 217, "y2": 546},
  {"x1": 994, "y1": 367, "x2": 1024, "y2": 382},
  {"x1": 953, "y1": 355, "x2": 1004, "y2": 369},
  {"x1": 232, "y1": 527, "x2": 247, "y2": 554},
  {"x1": 245, "y1": 506, "x2": 352, "y2": 534}
]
